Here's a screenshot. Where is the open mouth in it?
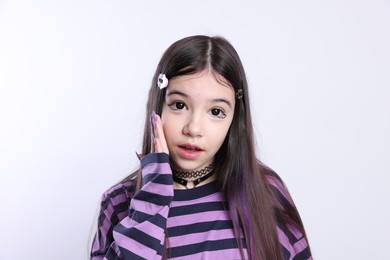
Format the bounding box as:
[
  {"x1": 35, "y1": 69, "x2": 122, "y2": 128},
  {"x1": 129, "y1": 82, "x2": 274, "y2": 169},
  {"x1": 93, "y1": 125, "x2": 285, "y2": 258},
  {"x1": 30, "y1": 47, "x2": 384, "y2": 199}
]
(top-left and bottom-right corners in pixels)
[
  {"x1": 177, "y1": 144, "x2": 203, "y2": 159},
  {"x1": 179, "y1": 144, "x2": 203, "y2": 151}
]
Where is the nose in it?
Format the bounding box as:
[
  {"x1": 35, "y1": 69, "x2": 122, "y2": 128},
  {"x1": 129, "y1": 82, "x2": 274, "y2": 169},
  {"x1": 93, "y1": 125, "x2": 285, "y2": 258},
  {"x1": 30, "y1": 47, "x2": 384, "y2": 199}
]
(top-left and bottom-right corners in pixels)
[{"x1": 182, "y1": 113, "x2": 204, "y2": 137}]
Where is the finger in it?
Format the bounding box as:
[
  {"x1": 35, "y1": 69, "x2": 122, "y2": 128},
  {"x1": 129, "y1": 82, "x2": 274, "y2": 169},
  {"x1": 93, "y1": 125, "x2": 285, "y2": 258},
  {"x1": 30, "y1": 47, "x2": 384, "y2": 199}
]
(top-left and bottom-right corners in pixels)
[
  {"x1": 152, "y1": 137, "x2": 164, "y2": 154},
  {"x1": 150, "y1": 125, "x2": 155, "y2": 153},
  {"x1": 150, "y1": 111, "x2": 157, "y2": 153},
  {"x1": 154, "y1": 114, "x2": 169, "y2": 154}
]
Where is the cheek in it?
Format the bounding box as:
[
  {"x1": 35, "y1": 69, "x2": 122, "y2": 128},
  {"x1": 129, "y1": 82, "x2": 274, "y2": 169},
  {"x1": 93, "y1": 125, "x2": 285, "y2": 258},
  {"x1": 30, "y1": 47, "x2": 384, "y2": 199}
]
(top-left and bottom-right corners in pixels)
[
  {"x1": 160, "y1": 108, "x2": 170, "y2": 131},
  {"x1": 222, "y1": 119, "x2": 234, "y2": 140},
  {"x1": 161, "y1": 120, "x2": 170, "y2": 136},
  {"x1": 161, "y1": 116, "x2": 177, "y2": 141},
  {"x1": 211, "y1": 122, "x2": 232, "y2": 148}
]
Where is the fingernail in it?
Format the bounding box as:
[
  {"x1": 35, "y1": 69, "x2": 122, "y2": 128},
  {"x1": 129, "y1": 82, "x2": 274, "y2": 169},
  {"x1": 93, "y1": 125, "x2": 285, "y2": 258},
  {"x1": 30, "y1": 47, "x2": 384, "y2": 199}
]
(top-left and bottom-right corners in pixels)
[
  {"x1": 152, "y1": 111, "x2": 157, "y2": 123},
  {"x1": 150, "y1": 111, "x2": 156, "y2": 139},
  {"x1": 150, "y1": 112, "x2": 155, "y2": 128}
]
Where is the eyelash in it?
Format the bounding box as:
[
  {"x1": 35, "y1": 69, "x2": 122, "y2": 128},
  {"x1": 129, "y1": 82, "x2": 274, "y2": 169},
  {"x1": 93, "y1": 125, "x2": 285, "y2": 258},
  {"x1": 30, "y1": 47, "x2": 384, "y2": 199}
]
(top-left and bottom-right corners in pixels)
[
  {"x1": 168, "y1": 101, "x2": 186, "y2": 110},
  {"x1": 211, "y1": 108, "x2": 226, "y2": 119},
  {"x1": 167, "y1": 101, "x2": 227, "y2": 119}
]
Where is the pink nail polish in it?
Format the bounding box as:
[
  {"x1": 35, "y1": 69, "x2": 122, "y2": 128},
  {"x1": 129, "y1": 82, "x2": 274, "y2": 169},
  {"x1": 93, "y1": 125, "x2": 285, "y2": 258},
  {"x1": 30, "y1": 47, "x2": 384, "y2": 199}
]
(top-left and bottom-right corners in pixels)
[
  {"x1": 152, "y1": 111, "x2": 157, "y2": 123},
  {"x1": 150, "y1": 111, "x2": 156, "y2": 139}
]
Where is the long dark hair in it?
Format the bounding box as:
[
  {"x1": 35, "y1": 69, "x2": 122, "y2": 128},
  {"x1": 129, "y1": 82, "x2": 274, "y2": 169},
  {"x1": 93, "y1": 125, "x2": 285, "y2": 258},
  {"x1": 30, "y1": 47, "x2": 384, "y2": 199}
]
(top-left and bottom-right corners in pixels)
[{"x1": 127, "y1": 35, "x2": 309, "y2": 259}]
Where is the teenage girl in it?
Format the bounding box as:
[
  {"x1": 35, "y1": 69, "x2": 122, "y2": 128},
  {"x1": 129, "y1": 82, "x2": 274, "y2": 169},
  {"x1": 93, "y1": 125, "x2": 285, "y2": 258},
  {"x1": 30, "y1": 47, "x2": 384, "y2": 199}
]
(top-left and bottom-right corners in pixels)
[{"x1": 90, "y1": 35, "x2": 312, "y2": 260}]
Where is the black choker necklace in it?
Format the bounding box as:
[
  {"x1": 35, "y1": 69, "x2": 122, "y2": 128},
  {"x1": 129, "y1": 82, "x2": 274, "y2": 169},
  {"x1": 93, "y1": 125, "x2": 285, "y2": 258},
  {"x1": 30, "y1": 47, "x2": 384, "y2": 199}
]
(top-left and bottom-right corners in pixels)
[
  {"x1": 173, "y1": 163, "x2": 214, "y2": 178},
  {"x1": 172, "y1": 163, "x2": 215, "y2": 189},
  {"x1": 172, "y1": 170, "x2": 214, "y2": 189}
]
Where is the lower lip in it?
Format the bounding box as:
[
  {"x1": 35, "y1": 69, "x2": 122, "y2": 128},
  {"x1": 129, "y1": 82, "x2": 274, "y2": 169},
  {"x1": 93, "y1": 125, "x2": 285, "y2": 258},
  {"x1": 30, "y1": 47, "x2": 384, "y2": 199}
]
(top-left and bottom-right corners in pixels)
[{"x1": 177, "y1": 147, "x2": 202, "y2": 160}]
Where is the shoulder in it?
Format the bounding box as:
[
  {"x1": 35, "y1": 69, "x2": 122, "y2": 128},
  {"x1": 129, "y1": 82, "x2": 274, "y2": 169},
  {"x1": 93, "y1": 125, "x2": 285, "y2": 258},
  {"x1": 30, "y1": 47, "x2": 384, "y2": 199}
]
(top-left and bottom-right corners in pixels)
[
  {"x1": 261, "y1": 165, "x2": 295, "y2": 207},
  {"x1": 98, "y1": 178, "x2": 137, "y2": 225},
  {"x1": 101, "y1": 178, "x2": 136, "y2": 208},
  {"x1": 260, "y1": 164, "x2": 301, "y2": 230},
  {"x1": 261, "y1": 165, "x2": 312, "y2": 258}
]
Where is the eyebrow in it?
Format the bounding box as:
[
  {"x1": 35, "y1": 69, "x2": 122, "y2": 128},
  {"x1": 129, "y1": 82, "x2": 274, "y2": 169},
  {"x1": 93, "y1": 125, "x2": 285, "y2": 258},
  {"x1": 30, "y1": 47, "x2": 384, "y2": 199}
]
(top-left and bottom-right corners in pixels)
[
  {"x1": 166, "y1": 89, "x2": 233, "y2": 108},
  {"x1": 166, "y1": 90, "x2": 189, "y2": 98},
  {"x1": 210, "y1": 98, "x2": 233, "y2": 108}
]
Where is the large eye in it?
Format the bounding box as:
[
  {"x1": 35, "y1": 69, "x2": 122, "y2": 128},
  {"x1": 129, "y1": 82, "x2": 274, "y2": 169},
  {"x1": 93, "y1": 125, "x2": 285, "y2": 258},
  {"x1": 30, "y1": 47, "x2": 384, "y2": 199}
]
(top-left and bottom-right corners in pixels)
[
  {"x1": 211, "y1": 108, "x2": 226, "y2": 119},
  {"x1": 169, "y1": 101, "x2": 186, "y2": 110}
]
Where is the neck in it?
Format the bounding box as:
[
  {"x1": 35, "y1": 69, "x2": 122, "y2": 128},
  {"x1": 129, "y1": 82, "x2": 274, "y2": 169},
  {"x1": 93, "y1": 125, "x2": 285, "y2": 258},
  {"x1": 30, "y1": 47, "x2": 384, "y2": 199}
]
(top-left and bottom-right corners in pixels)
[{"x1": 172, "y1": 163, "x2": 215, "y2": 189}]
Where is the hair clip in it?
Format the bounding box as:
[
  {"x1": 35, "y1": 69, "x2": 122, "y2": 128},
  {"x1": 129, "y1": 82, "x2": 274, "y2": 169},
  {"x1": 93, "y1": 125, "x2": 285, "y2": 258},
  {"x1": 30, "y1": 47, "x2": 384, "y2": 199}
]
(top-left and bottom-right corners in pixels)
[
  {"x1": 157, "y1": 74, "x2": 168, "y2": 89},
  {"x1": 236, "y1": 89, "x2": 243, "y2": 99}
]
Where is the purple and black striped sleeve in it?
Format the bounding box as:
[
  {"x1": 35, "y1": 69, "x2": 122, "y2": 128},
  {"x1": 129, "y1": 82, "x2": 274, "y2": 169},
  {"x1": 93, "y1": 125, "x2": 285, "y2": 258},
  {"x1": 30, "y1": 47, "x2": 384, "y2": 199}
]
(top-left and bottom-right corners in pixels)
[
  {"x1": 267, "y1": 174, "x2": 312, "y2": 260},
  {"x1": 91, "y1": 153, "x2": 173, "y2": 260}
]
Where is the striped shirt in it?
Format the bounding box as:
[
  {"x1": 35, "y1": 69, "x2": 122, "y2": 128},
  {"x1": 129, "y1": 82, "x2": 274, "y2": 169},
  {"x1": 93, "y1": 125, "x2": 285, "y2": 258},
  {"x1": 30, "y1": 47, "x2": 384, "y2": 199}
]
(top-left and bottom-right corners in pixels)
[{"x1": 91, "y1": 153, "x2": 311, "y2": 259}]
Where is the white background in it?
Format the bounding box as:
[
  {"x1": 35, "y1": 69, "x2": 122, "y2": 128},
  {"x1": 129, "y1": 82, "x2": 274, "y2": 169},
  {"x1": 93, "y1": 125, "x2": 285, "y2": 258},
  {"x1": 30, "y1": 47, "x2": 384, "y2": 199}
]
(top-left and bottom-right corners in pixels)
[{"x1": 1, "y1": 1, "x2": 389, "y2": 259}]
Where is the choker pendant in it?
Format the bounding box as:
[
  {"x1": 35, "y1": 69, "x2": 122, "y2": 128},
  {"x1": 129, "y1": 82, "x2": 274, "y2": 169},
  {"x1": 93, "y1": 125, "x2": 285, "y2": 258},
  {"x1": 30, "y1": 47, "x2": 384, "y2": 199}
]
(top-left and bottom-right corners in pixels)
[
  {"x1": 172, "y1": 163, "x2": 215, "y2": 189},
  {"x1": 172, "y1": 170, "x2": 214, "y2": 189}
]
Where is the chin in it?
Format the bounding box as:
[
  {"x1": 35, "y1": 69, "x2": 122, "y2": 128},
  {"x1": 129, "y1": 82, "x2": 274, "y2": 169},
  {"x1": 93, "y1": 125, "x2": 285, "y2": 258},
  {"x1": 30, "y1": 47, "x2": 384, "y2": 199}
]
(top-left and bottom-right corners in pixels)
[{"x1": 171, "y1": 158, "x2": 205, "y2": 171}]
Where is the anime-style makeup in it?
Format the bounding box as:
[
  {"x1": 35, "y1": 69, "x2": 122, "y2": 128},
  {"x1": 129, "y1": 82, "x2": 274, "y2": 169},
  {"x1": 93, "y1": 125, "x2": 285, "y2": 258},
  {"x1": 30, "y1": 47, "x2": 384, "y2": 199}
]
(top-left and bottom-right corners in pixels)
[{"x1": 160, "y1": 71, "x2": 235, "y2": 175}]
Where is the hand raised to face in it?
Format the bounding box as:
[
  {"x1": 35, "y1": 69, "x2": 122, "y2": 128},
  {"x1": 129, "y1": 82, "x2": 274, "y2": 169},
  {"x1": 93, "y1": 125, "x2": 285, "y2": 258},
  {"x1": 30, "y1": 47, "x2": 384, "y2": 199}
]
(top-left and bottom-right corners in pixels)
[{"x1": 150, "y1": 111, "x2": 169, "y2": 155}]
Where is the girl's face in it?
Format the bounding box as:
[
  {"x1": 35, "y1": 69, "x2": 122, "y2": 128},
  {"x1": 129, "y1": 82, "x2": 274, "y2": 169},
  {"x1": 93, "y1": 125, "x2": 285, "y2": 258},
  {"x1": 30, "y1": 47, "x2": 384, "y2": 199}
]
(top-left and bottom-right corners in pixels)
[{"x1": 161, "y1": 70, "x2": 236, "y2": 172}]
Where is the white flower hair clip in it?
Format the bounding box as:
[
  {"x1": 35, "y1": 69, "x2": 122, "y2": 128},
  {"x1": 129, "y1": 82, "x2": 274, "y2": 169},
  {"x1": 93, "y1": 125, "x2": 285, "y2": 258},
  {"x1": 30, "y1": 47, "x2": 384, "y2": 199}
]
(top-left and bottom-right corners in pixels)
[{"x1": 157, "y1": 74, "x2": 168, "y2": 89}]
